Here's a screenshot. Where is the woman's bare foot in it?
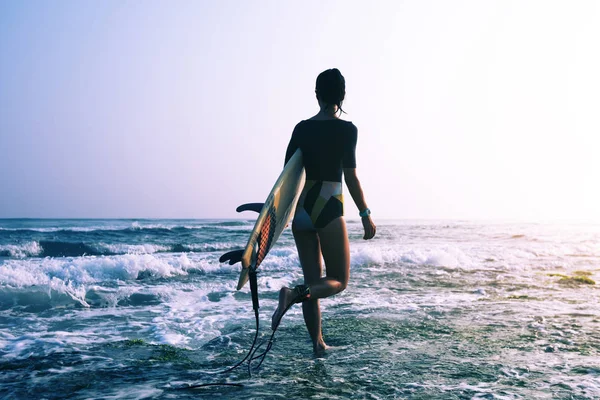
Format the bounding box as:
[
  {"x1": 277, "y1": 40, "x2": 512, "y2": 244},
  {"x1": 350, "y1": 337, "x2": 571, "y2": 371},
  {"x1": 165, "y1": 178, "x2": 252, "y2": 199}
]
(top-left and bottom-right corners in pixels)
[
  {"x1": 271, "y1": 287, "x2": 297, "y2": 330},
  {"x1": 314, "y1": 340, "x2": 328, "y2": 356}
]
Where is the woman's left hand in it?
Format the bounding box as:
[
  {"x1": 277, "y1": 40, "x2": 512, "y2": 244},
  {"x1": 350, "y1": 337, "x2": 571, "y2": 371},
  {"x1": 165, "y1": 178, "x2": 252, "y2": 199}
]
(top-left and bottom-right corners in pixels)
[{"x1": 362, "y1": 216, "x2": 376, "y2": 240}]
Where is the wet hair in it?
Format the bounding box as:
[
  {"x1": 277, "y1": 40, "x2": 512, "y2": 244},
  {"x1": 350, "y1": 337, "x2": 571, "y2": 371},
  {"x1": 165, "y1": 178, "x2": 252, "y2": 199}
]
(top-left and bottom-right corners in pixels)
[{"x1": 315, "y1": 68, "x2": 346, "y2": 115}]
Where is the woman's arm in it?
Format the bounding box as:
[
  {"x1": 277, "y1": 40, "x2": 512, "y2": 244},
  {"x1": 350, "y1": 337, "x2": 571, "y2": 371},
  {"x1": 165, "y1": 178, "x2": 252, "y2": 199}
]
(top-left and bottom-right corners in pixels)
[
  {"x1": 284, "y1": 124, "x2": 301, "y2": 166},
  {"x1": 344, "y1": 168, "x2": 376, "y2": 240}
]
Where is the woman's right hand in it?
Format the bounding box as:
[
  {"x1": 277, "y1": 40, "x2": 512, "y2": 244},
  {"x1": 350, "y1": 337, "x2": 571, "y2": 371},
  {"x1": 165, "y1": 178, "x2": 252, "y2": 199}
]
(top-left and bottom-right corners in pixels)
[{"x1": 362, "y1": 216, "x2": 376, "y2": 240}]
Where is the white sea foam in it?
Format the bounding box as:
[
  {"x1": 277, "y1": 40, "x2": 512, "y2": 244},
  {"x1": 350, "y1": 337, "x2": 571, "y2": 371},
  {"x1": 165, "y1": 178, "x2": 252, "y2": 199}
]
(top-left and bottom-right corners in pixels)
[
  {"x1": 0, "y1": 241, "x2": 42, "y2": 258},
  {"x1": 91, "y1": 385, "x2": 163, "y2": 399},
  {"x1": 0, "y1": 254, "x2": 208, "y2": 286},
  {"x1": 0, "y1": 227, "x2": 95, "y2": 232},
  {"x1": 0, "y1": 253, "x2": 230, "y2": 308},
  {"x1": 0, "y1": 241, "x2": 244, "y2": 257},
  {"x1": 349, "y1": 243, "x2": 476, "y2": 269},
  {"x1": 0, "y1": 225, "x2": 135, "y2": 233},
  {"x1": 185, "y1": 242, "x2": 244, "y2": 251},
  {"x1": 95, "y1": 243, "x2": 171, "y2": 255},
  {"x1": 0, "y1": 221, "x2": 254, "y2": 233}
]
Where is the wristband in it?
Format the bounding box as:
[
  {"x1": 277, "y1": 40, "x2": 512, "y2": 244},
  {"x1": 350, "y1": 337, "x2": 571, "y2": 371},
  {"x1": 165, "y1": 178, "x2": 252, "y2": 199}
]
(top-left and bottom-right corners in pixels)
[{"x1": 359, "y1": 208, "x2": 371, "y2": 218}]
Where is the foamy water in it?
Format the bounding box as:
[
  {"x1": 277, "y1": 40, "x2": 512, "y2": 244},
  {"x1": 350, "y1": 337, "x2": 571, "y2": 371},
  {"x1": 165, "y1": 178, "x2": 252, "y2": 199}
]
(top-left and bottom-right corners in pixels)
[{"x1": 1, "y1": 219, "x2": 599, "y2": 398}]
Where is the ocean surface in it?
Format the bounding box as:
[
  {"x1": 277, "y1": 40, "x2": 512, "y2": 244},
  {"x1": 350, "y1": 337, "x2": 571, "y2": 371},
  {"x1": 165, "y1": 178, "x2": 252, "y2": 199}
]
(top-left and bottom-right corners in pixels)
[{"x1": 1, "y1": 219, "x2": 599, "y2": 399}]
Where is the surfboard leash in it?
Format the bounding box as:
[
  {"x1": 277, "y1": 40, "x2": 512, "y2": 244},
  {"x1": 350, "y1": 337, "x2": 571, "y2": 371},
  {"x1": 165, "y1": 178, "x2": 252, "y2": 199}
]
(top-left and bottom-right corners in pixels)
[{"x1": 173, "y1": 266, "x2": 281, "y2": 390}]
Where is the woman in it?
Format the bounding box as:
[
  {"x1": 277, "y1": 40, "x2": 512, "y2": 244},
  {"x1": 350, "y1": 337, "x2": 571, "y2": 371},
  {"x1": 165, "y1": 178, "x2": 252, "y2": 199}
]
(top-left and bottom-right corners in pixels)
[{"x1": 272, "y1": 68, "x2": 376, "y2": 354}]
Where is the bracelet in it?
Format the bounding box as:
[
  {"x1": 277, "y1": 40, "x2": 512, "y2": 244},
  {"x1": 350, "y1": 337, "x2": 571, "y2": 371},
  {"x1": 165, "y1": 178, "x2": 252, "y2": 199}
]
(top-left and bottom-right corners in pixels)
[{"x1": 359, "y1": 208, "x2": 371, "y2": 218}]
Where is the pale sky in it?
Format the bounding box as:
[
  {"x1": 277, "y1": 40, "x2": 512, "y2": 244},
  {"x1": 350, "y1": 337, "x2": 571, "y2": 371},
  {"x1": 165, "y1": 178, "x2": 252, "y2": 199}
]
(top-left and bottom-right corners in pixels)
[{"x1": 1, "y1": 1, "x2": 599, "y2": 221}]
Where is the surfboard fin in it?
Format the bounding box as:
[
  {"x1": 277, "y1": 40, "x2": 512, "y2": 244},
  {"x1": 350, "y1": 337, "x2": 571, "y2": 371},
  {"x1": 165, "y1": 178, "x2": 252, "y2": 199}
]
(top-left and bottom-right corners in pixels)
[
  {"x1": 236, "y1": 203, "x2": 264, "y2": 213},
  {"x1": 219, "y1": 249, "x2": 244, "y2": 265}
]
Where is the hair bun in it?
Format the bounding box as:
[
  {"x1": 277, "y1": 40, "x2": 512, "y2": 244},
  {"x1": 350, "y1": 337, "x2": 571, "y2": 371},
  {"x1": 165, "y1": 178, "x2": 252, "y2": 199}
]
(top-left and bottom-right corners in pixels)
[{"x1": 315, "y1": 68, "x2": 346, "y2": 114}]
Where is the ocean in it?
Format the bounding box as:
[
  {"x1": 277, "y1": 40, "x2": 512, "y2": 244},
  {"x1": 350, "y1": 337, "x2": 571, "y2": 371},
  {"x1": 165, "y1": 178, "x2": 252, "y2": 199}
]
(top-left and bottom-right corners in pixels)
[{"x1": 1, "y1": 219, "x2": 599, "y2": 399}]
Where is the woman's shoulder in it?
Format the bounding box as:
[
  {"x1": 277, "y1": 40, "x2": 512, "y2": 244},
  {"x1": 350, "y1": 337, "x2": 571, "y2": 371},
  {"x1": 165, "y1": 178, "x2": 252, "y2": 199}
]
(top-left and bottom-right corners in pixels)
[
  {"x1": 336, "y1": 120, "x2": 357, "y2": 134},
  {"x1": 292, "y1": 120, "x2": 308, "y2": 134},
  {"x1": 293, "y1": 118, "x2": 357, "y2": 134},
  {"x1": 343, "y1": 120, "x2": 357, "y2": 129},
  {"x1": 301, "y1": 118, "x2": 355, "y2": 125}
]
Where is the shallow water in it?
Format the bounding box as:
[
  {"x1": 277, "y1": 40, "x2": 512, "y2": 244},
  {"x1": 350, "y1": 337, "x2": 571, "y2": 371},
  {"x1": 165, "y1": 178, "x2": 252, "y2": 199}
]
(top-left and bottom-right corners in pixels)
[{"x1": 1, "y1": 219, "x2": 599, "y2": 399}]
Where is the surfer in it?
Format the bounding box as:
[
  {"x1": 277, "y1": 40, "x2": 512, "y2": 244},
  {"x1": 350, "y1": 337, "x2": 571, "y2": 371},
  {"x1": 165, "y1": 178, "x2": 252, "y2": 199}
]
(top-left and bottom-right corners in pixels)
[{"x1": 272, "y1": 68, "x2": 376, "y2": 354}]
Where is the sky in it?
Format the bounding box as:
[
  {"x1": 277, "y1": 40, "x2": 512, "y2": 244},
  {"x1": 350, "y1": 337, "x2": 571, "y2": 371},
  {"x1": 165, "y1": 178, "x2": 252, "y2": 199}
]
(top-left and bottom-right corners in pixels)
[{"x1": 1, "y1": 1, "x2": 599, "y2": 221}]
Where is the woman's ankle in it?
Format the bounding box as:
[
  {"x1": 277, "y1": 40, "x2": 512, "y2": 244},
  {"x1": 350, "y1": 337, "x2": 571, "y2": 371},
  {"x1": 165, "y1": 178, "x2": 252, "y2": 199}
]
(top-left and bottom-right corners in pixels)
[{"x1": 313, "y1": 339, "x2": 328, "y2": 354}]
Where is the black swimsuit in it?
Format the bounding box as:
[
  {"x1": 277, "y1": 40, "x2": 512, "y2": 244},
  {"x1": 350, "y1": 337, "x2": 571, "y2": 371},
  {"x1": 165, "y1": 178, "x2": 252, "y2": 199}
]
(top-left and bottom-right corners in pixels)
[{"x1": 284, "y1": 119, "x2": 358, "y2": 229}]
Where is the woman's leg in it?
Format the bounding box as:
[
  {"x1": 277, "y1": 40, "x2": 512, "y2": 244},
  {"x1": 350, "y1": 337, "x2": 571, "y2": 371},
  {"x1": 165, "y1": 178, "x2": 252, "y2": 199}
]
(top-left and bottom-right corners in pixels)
[
  {"x1": 272, "y1": 217, "x2": 350, "y2": 350},
  {"x1": 294, "y1": 228, "x2": 326, "y2": 351},
  {"x1": 271, "y1": 225, "x2": 326, "y2": 349},
  {"x1": 311, "y1": 217, "x2": 350, "y2": 297}
]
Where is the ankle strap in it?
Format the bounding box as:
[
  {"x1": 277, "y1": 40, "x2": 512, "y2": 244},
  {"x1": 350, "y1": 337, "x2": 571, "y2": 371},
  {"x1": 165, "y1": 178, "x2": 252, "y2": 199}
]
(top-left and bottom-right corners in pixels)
[{"x1": 293, "y1": 285, "x2": 311, "y2": 303}]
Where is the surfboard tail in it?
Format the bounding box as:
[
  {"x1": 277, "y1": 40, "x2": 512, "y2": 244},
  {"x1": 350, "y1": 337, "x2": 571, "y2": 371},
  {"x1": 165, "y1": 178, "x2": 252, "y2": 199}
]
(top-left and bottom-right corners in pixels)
[
  {"x1": 227, "y1": 149, "x2": 305, "y2": 291},
  {"x1": 237, "y1": 268, "x2": 250, "y2": 290}
]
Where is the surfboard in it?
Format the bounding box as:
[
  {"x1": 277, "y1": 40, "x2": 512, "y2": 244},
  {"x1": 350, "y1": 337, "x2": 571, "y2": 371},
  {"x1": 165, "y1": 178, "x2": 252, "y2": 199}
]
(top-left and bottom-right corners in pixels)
[{"x1": 220, "y1": 149, "x2": 305, "y2": 290}]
